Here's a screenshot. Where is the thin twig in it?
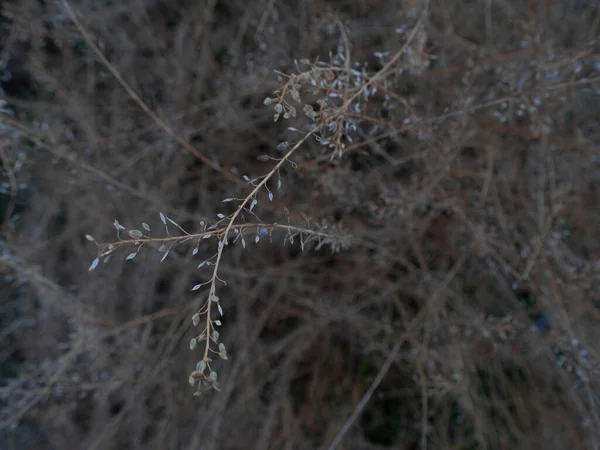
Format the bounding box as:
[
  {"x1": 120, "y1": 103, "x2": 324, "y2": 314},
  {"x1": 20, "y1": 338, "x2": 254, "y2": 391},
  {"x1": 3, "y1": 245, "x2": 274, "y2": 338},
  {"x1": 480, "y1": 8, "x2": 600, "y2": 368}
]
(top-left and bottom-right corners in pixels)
[
  {"x1": 204, "y1": 0, "x2": 431, "y2": 380},
  {"x1": 60, "y1": 0, "x2": 245, "y2": 187},
  {"x1": 327, "y1": 341, "x2": 402, "y2": 450}
]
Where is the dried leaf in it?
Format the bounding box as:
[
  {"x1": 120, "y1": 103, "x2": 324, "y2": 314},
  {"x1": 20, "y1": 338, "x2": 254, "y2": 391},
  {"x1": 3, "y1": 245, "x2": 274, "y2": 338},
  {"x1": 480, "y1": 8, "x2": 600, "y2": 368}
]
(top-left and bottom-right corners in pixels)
[
  {"x1": 160, "y1": 250, "x2": 169, "y2": 262},
  {"x1": 128, "y1": 229, "x2": 143, "y2": 239},
  {"x1": 88, "y1": 258, "x2": 99, "y2": 272},
  {"x1": 113, "y1": 219, "x2": 126, "y2": 231}
]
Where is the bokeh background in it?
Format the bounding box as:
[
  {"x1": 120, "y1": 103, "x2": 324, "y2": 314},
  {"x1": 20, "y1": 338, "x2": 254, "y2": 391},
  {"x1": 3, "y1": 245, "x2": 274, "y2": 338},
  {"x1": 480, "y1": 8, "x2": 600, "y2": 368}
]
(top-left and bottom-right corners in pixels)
[{"x1": 1, "y1": 0, "x2": 599, "y2": 449}]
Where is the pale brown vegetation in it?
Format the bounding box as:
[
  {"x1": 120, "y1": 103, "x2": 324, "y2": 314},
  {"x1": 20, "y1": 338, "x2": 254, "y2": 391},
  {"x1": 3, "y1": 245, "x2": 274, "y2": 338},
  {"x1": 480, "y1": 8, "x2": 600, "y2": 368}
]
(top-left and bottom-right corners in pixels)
[{"x1": 1, "y1": 0, "x2": 599, "y2": 449}]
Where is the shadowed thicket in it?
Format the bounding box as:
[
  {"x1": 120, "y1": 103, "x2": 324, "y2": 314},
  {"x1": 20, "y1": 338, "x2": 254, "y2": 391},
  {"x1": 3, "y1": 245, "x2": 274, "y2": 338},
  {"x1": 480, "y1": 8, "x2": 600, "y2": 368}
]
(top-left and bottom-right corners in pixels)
[{"x1": 1, "y1": 0, "x2": 599, "y2": 449}]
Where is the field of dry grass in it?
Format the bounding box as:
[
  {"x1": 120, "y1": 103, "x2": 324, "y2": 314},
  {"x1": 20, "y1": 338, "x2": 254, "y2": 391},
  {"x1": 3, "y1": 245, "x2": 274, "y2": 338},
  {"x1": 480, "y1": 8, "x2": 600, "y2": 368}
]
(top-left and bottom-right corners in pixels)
[{"x1": 1, "y1": 0, "x2": 599, "y2": 449}]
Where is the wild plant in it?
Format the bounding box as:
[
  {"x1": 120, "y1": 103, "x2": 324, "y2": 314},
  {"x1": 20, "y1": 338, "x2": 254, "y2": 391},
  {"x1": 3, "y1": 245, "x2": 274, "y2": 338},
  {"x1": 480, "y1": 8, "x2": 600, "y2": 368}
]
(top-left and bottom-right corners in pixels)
[
  {"x1": 3, "y1": 0, "x2": 600, "y2": 446},
  {"x1": 84, "y1": 7, "x2": 430, "y2": 395}
]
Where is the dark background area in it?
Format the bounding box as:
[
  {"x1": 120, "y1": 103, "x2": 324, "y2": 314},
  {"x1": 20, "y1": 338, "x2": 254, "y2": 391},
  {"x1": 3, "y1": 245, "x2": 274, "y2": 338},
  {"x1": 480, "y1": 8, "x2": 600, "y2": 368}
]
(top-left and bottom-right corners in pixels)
[{"x1": 1, "y1": 0, "x2": 599, "y2": 449}]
